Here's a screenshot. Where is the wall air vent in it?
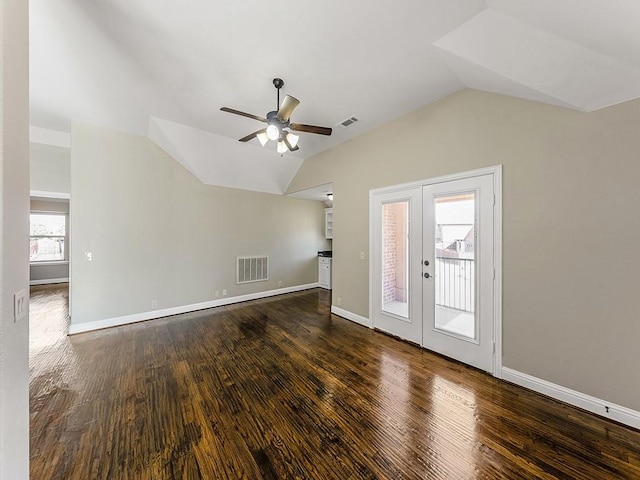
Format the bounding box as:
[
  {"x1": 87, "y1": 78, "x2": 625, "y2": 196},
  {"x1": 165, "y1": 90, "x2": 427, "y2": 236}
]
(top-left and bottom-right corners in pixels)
[
  {"x1": 339, "y1": 116, "x2": 359, "y2": 127},
  {"x1": 237, "y1": 256, "x2": 269, "y2": 284}
]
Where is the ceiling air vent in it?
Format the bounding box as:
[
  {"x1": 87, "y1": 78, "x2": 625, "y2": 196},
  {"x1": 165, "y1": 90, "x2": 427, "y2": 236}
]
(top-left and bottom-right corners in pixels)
[{"x1": 339, "y1": 116, "x2": 359, "y2": 128}]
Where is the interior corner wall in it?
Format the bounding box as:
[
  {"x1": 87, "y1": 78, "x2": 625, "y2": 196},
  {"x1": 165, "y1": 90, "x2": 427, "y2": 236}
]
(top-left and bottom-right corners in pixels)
[
  {"x1": 70, "y1": 123, "x2": 328, "y2": 328},
  {"x1": 0, "y1": 0, "x2": 30, "y2": 477},
  {"x1": 30, "y1": 142, "x2": 71, "y2": 195},
  {"x1": 287, "y1": 88, "x2": 640, "y2": 413}
]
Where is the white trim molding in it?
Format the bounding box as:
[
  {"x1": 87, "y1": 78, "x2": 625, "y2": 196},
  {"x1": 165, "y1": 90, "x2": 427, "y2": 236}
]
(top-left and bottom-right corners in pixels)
[
  {"x1": 29, "y1": 126, "x2": 71, "y2": 148},
  {"x1": 30, "y1": 190, "x2": 70, "y2": 200},
  {"x1": 502, "y1": 367, "x2": 640, "y2": 430},
  {"x1": 492, "y1": 166, "x2": 503, "y2": 378},
  {"x1": 29, "y1": 277, "x2": 69, "y2": 286},
  {"x1": 368, "y1": 165, "x2": 503, "y2": 197},
  {"x1": 331, "y1": 306, "x2": 371, "y2": 328},
  {"x1": 69, "y1": 283, "x2": 319, "y2": 335}
]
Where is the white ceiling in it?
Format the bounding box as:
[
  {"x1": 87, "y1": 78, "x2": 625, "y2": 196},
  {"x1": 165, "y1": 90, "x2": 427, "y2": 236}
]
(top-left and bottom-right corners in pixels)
[{"x1": 29, "y1": 0, "x2": 640, "y2": 195}]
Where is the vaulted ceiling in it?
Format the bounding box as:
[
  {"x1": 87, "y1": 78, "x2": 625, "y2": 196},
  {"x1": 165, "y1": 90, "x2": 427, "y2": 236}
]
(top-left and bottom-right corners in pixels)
[{"x1": 29, "y1": 0, "x2": 640, "y2": 194}]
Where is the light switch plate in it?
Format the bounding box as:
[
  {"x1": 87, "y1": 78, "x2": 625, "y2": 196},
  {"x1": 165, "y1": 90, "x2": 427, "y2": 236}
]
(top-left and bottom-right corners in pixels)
[{"x1": 14, "y1": 290, "x2": 27, "y2": 322}]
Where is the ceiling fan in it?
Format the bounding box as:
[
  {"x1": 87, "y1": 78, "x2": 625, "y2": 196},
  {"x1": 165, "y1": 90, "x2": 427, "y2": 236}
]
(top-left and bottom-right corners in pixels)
[{"x1": 221, "y1": 78, "x2": 332, "y2": 154}]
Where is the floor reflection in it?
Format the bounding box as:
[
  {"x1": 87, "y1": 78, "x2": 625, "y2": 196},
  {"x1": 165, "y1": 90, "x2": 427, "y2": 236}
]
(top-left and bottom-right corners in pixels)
[
  {"x1": 29, "y1": 283, "x2": 70, "y2": 351},
  {"x1": 29, "y1": 283, "x2": 83, "y2": 387},
  {"x1": 374, "y1": 351, "x2": 417, "y2": 473},
  {"x1": 429, "y1": 375, "x2": 478, "y2": 479},
  {"x1": 372, "y1": 346, "x2": 482, "y2": 478}
]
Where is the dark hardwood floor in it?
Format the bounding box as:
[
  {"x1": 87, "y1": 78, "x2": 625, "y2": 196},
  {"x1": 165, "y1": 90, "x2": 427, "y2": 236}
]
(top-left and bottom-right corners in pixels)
[{"x1": 30, "y1": 284, "x2": 640, "y2": 479}]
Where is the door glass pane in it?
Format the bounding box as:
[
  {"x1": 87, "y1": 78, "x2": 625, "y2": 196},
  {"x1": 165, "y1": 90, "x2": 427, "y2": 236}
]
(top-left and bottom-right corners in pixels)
[
  {"x1": 434, "y1": 193, "x2": 476, "y2": 339},
  {"x1": 382, "y1": 201, "x2": 409, "y2": 318}
]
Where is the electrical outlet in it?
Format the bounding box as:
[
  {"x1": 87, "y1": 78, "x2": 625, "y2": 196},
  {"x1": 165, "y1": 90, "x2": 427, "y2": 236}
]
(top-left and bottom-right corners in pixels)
[
  {"x1": 215, "y1": 290, "x2": 220, "y2": 298},
  {"x1": 222, "y1": 289, "x2": 227, "y2": 296},
  {"x1": 151, "y1": 299, "x2": 158, "y2": 309},
  {"x1": 85, "y1": 252, "x2": 93, "y2": 261},
  {"x1": 360, "y1": 251, "x2": 365, "y2": 261},
  {"x1": 278, "y1": 280, "x2": 282, "y2": 287},
  {"x1": 337, "y1": 297, "x2": 342, "y2": 307},
  {"x1": 14, "y1": 290, "x2": 27, "y2": 322}
]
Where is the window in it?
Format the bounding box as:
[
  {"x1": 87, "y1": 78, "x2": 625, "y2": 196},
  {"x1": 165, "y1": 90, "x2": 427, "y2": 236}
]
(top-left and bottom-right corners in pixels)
[{"x1": 30, "y1": 213, "x2": 67, "y2": 262}]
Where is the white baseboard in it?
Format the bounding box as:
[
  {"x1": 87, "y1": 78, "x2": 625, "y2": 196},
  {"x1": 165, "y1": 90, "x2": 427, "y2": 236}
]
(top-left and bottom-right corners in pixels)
[
  {"x1": 69, "y1": 283, "x2": 319, "y2": 335},
  {"x1": 331, "y1": 306, "x2": 371, "y2": 328},
  {"x1": 502, "y1": 367, "x2": 640, "y2": 430},
  {"x1": 30, "y1": 277, "x2": 69, "y2": 286}
]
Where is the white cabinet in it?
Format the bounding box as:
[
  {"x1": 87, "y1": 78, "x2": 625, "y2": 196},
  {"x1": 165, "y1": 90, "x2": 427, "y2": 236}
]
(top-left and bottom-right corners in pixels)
[
  {"x1": 325, "y1": 208, "x2": 333, "y2": 239},
  {"x1": 318, "y1": 257, "x2": 332, "y2": 290}
]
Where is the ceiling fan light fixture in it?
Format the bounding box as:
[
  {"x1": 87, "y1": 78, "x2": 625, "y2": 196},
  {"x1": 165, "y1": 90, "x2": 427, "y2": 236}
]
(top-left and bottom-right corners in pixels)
[
  {"x1": 221, "y1": 78, "x2": 333, "y2": 152},
  {"x1": 256, "y1": 132, "x2": 269, "y2": 146},
  {"x1": 286, "y1": 132, "x2": 299, "y2": 148},
  {"x1": 266, "y1": 124, "x2": 280, "y2": 141}
]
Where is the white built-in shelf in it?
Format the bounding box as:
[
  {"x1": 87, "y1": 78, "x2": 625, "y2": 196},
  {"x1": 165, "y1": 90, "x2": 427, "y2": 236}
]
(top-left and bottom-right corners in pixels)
[{"x1": 325, "y1": 208, "x2": 333, "y2": 239}]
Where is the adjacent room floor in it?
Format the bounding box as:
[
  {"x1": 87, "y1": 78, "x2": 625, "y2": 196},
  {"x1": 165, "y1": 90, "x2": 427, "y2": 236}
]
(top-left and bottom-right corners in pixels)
[{"x1": 30, "y1": 284, "x2": 640, "y2": 479}]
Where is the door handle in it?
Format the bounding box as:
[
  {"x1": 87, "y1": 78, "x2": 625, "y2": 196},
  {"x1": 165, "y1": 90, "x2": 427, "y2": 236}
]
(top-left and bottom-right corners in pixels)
[{"x1": 423, "y1": 272, "x2": 431, "y2": 279}]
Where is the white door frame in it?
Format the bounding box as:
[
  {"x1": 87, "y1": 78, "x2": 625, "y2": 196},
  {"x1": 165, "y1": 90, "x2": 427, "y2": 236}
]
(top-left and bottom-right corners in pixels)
[{"x1": 369, "y1": 165, "x2": 503, "y2": 377}]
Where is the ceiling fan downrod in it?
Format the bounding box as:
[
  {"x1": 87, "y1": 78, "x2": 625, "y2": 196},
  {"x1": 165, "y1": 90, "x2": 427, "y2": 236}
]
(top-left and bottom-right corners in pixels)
[{"x1": 273, "y1": 78, "x2": 284, "y2": 112}]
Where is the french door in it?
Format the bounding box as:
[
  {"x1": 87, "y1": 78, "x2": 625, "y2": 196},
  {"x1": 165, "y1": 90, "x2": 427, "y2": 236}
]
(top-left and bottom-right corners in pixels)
[
  {"x1": 371, "y1": 169, "x2": 499, "y2": 374},
  {"x1": 371, "y1": 188, "x2": 423, "y2": 344}
]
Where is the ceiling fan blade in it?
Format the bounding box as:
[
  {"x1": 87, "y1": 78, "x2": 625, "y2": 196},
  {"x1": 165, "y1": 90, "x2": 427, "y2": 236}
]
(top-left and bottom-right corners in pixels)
[
  {"x1": 220, "y1": 107, "x2": 266, "y2": 123},
  {"x1": 290, "y1": 123, "x2": 332, "y2": 136},
  {"x1": 239, "y1": 128, "x2": 267, "y2": 142},
  {"x1": 283, "y1": 135, "x2": 299, "y2": 152},
  {"x1": 277, "y1": 95, "x2": 300, "y2": 122}
]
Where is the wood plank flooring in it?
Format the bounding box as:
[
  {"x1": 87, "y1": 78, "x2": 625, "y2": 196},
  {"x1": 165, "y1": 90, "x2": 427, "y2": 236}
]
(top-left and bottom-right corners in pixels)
[{"x1": 30, "y1": 284, "x2": 640, "y2": 479}]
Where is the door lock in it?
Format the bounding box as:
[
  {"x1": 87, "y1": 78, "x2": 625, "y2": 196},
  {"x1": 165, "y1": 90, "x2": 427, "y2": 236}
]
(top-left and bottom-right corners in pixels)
[
  {"x1": 423, "y1": 272, "x2": 431, "y2": 279},
  {"x1": 423, "y1": 260, "x2": 430, "y2": 266}
]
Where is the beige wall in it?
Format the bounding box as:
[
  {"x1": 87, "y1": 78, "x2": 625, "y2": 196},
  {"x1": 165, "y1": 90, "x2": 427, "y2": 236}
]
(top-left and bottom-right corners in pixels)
[
  {"x1": 0, "y1": 0, "x2": 30, "y2": 476},
  {"x1": 70, "y1": 123, "x2": 329, "y2": 326},
  {"x1": 30, "y1": 142, "x2": 71, "y2": 194},
  {"x1": 288, "y1": 89, "x2": 640, "y2": 412}
]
